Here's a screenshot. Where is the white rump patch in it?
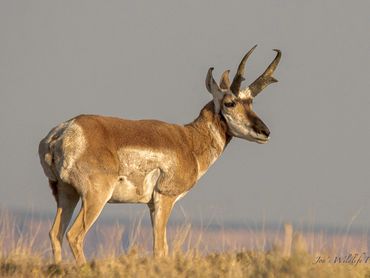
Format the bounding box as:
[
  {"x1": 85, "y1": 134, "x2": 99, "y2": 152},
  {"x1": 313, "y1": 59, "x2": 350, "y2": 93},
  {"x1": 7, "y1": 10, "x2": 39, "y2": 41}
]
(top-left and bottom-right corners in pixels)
[
  {"x1": 38, "y1": 120, "x2": 87, "y2": 183},
  {"x1": 57, "y1": 122, "x2": 87, "y2": 183}
]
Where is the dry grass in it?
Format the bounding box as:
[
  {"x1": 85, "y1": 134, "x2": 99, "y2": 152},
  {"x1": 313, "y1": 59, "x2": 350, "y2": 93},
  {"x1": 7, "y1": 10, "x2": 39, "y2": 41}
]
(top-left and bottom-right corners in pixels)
[
  {"x1": 0, "y1": 209, "x2": 369, "y2": 277},
  {"x1": 2, "y1": 248, "x2": 370, "y2": 277}
]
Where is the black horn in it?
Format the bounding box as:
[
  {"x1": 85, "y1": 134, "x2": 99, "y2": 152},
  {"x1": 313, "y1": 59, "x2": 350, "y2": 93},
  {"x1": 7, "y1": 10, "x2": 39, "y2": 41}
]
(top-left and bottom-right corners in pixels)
[
  {"x1": 248, "y1": 49, "x2": 281, "y2": 97},
  {"x1": 230, "y1": 45, "x2": 257, "y2": 95}
]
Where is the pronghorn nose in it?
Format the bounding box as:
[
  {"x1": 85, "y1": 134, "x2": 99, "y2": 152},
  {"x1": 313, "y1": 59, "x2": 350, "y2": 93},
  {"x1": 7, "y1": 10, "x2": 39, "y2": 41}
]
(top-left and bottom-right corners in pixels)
[
  {"x1": 262, "y1": 128, "x2": 270, "y2": 137},
  {"x1": 253, "y1": 117, "x2": 270, "y2": 137}
]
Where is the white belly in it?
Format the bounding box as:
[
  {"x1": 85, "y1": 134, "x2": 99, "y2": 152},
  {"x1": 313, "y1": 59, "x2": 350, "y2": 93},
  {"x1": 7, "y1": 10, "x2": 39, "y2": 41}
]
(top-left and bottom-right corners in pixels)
[{"x1": 108, "y1": 168, "x2": 161, "y2": 204}]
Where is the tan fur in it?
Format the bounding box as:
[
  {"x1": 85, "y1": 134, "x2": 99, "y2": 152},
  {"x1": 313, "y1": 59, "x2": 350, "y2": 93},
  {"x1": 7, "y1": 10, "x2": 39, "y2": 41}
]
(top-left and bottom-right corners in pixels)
[
  {"x1": 38, "y1": 48, "x2": 280, "y2": 265},
  {"x1": 39, "y1": 101, "x2": 231, "y2": 265}
]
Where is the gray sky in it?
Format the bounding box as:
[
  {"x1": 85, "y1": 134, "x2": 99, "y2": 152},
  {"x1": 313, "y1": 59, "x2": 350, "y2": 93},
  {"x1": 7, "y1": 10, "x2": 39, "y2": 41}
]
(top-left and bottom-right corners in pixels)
[{"x1": 0, "y1": 0, "x2": 369, "y2": 229}]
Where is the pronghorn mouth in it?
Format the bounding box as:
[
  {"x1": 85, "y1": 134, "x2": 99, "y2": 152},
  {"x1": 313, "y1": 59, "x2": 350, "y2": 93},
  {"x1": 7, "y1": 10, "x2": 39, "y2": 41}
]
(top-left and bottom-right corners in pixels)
[{"x1": 254, "y1": 136, "x2": 270, "y2": 144}]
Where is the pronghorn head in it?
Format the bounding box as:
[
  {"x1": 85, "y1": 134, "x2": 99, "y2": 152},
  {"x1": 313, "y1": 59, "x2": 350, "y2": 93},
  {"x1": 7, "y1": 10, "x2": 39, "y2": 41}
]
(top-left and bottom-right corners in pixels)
[{"x1": 206, "y1": 45, "x2": 281, "y2": 144}]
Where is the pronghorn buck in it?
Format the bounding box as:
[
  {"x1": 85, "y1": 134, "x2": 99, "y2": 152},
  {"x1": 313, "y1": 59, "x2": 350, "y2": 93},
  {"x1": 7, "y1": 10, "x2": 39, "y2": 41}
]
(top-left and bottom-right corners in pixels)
[{"x1": 39, "y1": 45, "x2": 281, "y2": 265}]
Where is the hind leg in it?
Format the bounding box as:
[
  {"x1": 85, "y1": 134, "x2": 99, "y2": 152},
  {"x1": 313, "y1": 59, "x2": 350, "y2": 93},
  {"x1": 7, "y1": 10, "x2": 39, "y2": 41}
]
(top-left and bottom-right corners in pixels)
[
  {"x1": 49, "y1": 180, "x2": 79, "y2": 264},
  {"x1": 66, "y1": 183, "x2": 113, "y2": 265}
]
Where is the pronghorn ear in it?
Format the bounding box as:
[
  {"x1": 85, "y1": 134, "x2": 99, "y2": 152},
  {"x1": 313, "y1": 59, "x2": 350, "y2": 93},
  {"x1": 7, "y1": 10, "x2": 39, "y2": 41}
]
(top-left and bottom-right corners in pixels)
[
  {"x1": 219, "y1": 70, "x2": 231, "y2": 90},
  {"x1": 205, "y1": 67, "x2": 227, "y2": 113}
]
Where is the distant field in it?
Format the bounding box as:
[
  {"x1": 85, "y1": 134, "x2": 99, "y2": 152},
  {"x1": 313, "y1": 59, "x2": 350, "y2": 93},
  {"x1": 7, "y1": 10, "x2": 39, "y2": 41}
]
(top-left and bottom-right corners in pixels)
[{"x1": 1, "y1": 209, "x2": 369, "y2": 277}]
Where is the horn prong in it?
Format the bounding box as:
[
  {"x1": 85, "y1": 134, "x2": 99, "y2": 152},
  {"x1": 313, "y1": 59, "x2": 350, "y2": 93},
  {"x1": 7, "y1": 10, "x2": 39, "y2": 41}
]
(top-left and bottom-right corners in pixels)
[{"x1": 248, "y1": 49, "x2": 281, "y2": 97}]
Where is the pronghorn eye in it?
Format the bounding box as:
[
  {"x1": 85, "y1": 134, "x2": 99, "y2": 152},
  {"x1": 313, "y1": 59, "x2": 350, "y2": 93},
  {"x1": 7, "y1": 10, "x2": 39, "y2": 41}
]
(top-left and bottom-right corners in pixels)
[{"x1": 224, "y1": 101, "x2": 236, "y2": 108}]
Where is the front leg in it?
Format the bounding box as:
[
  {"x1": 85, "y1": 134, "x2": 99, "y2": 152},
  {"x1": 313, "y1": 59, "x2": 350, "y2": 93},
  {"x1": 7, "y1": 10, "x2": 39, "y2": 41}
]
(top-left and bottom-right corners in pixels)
[{"x1": 149, "y1": 191, "x2": 176, "y2": 257}]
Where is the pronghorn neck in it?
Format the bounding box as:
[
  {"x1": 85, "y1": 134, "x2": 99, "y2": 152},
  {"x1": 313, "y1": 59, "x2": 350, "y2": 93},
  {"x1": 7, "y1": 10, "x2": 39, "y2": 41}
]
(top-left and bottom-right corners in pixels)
[{"x1": 186, "y1": 101, "x2": 232, "y2": 179}]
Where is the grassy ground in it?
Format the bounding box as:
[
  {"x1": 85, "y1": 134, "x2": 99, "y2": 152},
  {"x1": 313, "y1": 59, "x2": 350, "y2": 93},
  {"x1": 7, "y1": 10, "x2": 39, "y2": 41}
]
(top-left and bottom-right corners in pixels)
[
  {"x1": 1, "y1": 249, "x2": 370, "y2": 277},
  {"x1": 0, "y1": 210, "x2": 369, "y2": 277}
]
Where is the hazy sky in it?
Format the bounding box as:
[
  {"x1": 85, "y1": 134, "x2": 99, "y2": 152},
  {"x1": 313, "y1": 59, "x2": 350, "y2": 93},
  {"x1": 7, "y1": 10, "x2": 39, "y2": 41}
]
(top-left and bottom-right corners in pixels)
[{"x1": 0, "y1": 1, "x2": 369, "y2": 229}]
